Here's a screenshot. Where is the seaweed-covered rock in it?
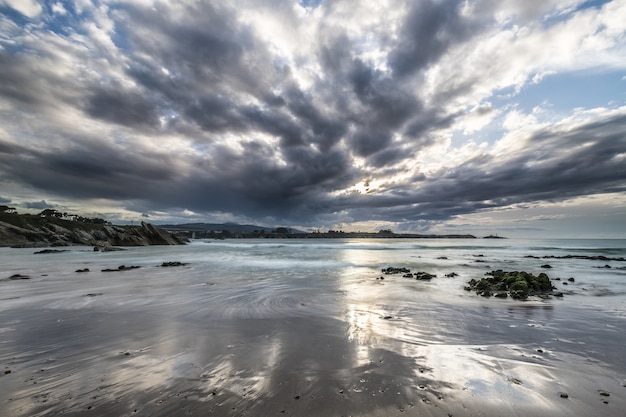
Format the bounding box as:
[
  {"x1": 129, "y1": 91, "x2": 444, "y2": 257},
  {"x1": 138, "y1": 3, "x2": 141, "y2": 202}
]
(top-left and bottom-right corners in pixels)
[
  {"x1": 467, "y1": 270, "x2": 556, "y2": 299},
  {"x1": 382, "y1": 267, "x2": 411, "y2": 275}
]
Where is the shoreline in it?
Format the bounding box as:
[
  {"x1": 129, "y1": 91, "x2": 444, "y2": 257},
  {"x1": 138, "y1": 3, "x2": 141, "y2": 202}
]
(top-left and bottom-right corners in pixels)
[{"x1": 1, "y1": 239, "x2": 625, "y2": 416}]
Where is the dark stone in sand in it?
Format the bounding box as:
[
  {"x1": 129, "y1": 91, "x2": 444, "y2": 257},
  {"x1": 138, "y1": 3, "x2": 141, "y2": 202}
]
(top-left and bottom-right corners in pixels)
[
  {"x1": 382, "y1": 267, "x2": 410, "y2": 275},
  {"x1": 75, "y1": 268, "x2": 90, "y2": 273},
  {"x1": 560, "y1": 392, "x2": 569, "y2": 398},
  {"x1": 437, "y1": 256, "x2": 448, "y2": 260},
  {"x1": 34, "y1": 249, "x2": 68, "y2": 254},
  {"x1": 160, "y1": 261, "x2": 188, "y2": 267},
  {"x1": 568, "y1": 277, "x2": 575, "y2": 282},
  {"x1": 9, "y1": 274, "x2": 30, "y2": 280},
  {"x1": 445, "y1": 272, "x2": 459, "y2": 277},
  {"x1": 102, "y1": 265, "x2": 141, "y2": 272},
  {"x1": 542, "y1": 254, "x2": 626, "y2": 262},
  {"x1": 541, "y1": 264, "x2": 552, "y2": 269},
  {"x1": 599, "y1": 390, "x2": 610, "y2": 397},
  {"x1": 414, "y1": 272, "x2": 436, "y2": 280}
]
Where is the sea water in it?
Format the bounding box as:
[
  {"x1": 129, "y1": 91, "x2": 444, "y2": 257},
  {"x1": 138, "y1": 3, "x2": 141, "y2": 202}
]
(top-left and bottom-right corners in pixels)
[
  {"x1": 1, "y1": 238, "x2": 625, "y2": 416},
  {"x1": 2, "y1": 238, "x2": 625, "y2": 317}
]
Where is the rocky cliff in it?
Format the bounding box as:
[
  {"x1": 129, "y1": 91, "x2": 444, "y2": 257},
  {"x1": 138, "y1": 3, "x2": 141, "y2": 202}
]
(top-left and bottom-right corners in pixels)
[{"x1": 0, "y1": 219, "x2": 187, "y2": 248}]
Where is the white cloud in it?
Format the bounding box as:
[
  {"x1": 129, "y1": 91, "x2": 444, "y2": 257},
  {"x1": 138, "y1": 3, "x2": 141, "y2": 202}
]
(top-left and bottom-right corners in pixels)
[{"x1": 0, "y1": 0, "x2": 42, "y2": 18}]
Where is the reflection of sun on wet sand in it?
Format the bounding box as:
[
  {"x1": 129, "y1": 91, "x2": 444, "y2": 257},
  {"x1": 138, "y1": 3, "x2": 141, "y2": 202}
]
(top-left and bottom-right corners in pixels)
[{"x1": 1, "y1": 239, "x2": 626, "y2": 416}]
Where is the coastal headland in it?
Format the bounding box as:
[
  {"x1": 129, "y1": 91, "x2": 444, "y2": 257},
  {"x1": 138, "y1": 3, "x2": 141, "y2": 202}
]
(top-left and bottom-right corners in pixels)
[{"x1": 0, "y1": 209, "x2": 186, "y2": 248}]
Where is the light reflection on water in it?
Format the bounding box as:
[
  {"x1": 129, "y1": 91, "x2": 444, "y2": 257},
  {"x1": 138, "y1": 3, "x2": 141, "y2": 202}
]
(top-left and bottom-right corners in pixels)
[{"x1": 1, "y1": 239, "x2": 626, "y2": 416}]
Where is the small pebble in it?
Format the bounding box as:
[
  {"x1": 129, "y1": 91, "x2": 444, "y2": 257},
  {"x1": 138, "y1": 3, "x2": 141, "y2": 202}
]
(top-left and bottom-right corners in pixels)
[{"x1": 559, "y1": 392, "x2": 569, "y2": 399}]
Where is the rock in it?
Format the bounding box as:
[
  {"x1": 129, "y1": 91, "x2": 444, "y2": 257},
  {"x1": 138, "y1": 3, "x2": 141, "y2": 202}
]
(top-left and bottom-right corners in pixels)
[
  {"x1": 541, "y1": 264, "x2": 552, "y2": 269},
  {"x1": 568, "y1": 277, "x2": 575, "y2": 282},
  {"x1": 160, "y1": 261, "x2": 187, "y2": 267},
  {"x1": 403, "y1": 273, "x2": 414, "y2": 278},
  {"x1": 541, "y1": 254, "x2": 626, "y2": 262},
  {"x1": 382, "y1": 267, "x2": 411, "y2": 275},
  {"x1": 9, "y1": 274, "x2": 31, "y2": 280},
  {"x1": 75, "y1": 268, "x2": 90, "y2": 273},
  {"x1": 0, "y1": 216, "x2": 187, "y2": 248},
  {"x1": 559, "y1": 392, "x2": 569, "y2": 398},
  {"x1": 437, "y1": 256, "x2": 448, "y2": 260},
  {"x1": 466, "y1": 270, "x2": 556, "y2": 299},
  {"x1": 599, "y1": 390, "x2": 610, "y2": 397},
  {"x1": 34, "y1": 249, "x2": 68, "y2": 254},
  {"x1": 414, "y1": 272, "x2": 435, "y2": 280},
  {"x1": 102, "y1": 265, "x2": 141, "y2": 272},
  {"x1": 445, "y1": 272, "x2": 459, "y2": 277}
]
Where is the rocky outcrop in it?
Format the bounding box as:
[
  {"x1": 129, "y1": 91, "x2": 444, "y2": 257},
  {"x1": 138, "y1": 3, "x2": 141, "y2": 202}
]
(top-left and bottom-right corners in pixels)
[
  {"x1": 0, "y1": 219, "x2": 187, "y2": 248},
  {"x1": 465, "y1": 270, "x2": 559, "y2": 299}
]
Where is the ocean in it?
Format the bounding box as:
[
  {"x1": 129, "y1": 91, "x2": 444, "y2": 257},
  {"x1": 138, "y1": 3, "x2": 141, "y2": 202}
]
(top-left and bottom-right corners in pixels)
[{"x1": 1, "y1": 238, "x2": 625, "y2": 416}]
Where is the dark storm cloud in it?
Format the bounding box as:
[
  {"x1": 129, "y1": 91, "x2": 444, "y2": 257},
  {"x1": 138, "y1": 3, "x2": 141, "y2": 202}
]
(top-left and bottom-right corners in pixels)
[
  {"x1": 0, "y1": 138, "x2": 181, "y2": 201},
  {"x1": 390, "y1": 0, "x2": 476, "y2": 77},
  {"x1": 0, "y1": 0, "x2": 624, "y2": 231},
  {"x1": 23, "y1": 200, "x2": 54, "y2": 210},
  {"x1": 86, "y1": 86, "x2": 160, "y2": 128}
]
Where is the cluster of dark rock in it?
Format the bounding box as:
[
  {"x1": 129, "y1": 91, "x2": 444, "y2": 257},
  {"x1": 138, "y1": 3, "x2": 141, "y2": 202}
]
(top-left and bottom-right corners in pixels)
[
  {"x1": 381, "y1": 267, "x2": 411, "y2": 275},
  {"x1": 525, "y1": 254, "x2": 626, "y2": 262},
  {"x1": 102, "y1": 265, "x2": 141, "y2": 272},
  {"x1": 465, "y1": 270, "x2": 561, "y2": 299},
  {"x1": 160, "y1": 261, "x2": 188, "y2": 267},
  {"x1": 381, "y1": 267, "x2": 436, "y2": 280}
]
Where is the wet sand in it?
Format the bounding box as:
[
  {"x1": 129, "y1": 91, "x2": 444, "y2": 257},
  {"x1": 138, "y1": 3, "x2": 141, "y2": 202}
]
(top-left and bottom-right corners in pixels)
[
  {"x1": 2, "y1": 302, "x2": 625, "y2": 416},
  {"x1": 1, "y1": 242, "x2": 626, "y2": 416}
]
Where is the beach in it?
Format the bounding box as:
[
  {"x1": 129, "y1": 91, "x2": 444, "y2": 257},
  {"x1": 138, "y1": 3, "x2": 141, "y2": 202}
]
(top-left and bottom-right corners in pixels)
[{"x1": 1, "y1": 239, "x2": 625, "y2": 416}]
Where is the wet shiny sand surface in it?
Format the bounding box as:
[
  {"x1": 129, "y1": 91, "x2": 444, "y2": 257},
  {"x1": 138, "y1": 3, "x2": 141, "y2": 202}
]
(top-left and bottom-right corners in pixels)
[{"x1": 1, "y1": 240, "x2": 625, "y2": 416}]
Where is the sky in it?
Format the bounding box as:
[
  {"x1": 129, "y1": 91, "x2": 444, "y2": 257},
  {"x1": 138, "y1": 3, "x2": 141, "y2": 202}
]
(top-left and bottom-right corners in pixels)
[{"x1": 0, "y1": 0, "x2": 625, "y2": 238}]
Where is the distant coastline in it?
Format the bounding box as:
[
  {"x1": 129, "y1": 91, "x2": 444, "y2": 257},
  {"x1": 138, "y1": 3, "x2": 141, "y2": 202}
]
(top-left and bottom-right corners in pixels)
[{"x1": 160, "y1": 223, "x2": 482, "y2": 240}]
